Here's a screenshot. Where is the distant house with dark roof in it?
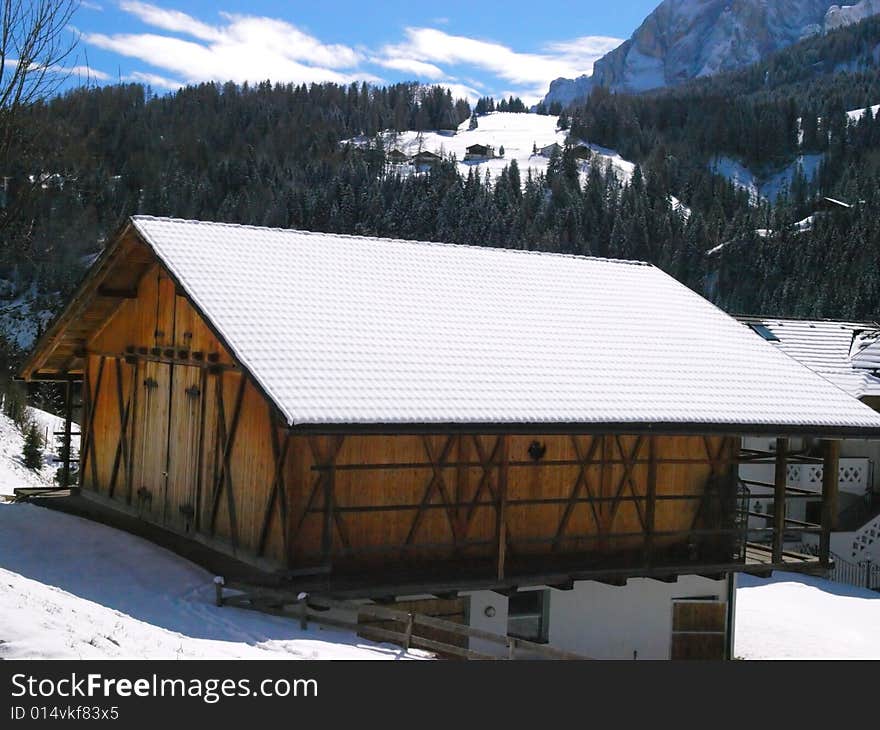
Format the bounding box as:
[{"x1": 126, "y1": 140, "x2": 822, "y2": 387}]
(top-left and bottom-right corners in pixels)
[
  {"x1": 386, "y1": 149, "x2": 410, "y2": 165},
  {"x1": 411, "y1": 150, "x2": 442, "y2": 169},
  {"x1": 464, "y1": 143, "x2": 495, "y2": 160}
]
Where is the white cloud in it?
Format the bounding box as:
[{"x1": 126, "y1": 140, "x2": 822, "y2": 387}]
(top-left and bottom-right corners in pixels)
[
  {"x1": 66, "y1": 65, "x2": 111, "y2": 80},
  {"x1": 125, "y1": 70, "x2": 181, "y2": 89},
  {"x1": 371, "y1": 57, "x2": 445, "y2": 79},
  {"x1": 80, "y1": 1, "x2": 104, "y2": 10},
  {"x1": 434, "y1": 81, "x2": 483, "y2": 104},
  {"x1": 380, "y1": 28, "x2": 621, "y2": 87},
  {"x1": 120, "y1": 1, "x2": 221, "y2": 42},
  {"x1": 83, "y1": 4, "x2": 623, "y2": 102},
  {"x1": 85, "y1": 2, "x2": 373, "y2": 87}
]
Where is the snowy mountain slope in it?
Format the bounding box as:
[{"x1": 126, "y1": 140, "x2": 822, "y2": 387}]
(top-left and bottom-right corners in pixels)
[
  {"x1": 735, "y1": 572, "x2": 880, "y2": 659},
  {"x1": 544, "y1": 0, "x2": 880, "y2": 106},
  {"x1": 0, "y1": 502, "x2": 431, "y2": 660},
  {"x1": 0, "y1": 407, "x2": 66, "y2": 497},
  {"x1": 0, "y1": 282, "x2": 57, "y2": 351},
  {"x1": 352, "y1": 112, "x2": 636, "y2": 183},
  {"x1": 847, "y1": 101, "x2": 880, "y2": 120},
  {"x1": 826, "y1": 0, "x2": 880, "y2": 30},
  {"x1": 710, "y1": 153, "x2": 824, "y2": 203}
]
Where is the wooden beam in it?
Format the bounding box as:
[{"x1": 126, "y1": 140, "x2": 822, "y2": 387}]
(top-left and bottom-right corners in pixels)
[
  {"x1": 496, "y1": 435, "x2": 509, "y2": 580},
  {"x1": 209, "y1": 373, "x2": 246, "y2": 549},
  {"x1": 97, "y1": 286, "x2": 138, "y2": 299},
  {"x1": 59, "y1": 380, "x2": 74, "y2": 488},
  {"x1": 819, "y1": 439, "x2": 841, "y2": 565},
  {"x1": 107, "y1": 358, "x2": 135, "y2": 499},
  {"x1": 21, "y1": 230, "x2": 132, "y2": 380},
  {"x1": 643, "y1": 435, "x2": 657, "y2": 565},
  {"x1": 772, "y1": 437, "x2": 789, "y2": 564}
]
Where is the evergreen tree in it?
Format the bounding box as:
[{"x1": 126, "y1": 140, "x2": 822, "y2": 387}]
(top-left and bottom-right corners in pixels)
[{"x1": 22, "y1": 421, "x2": 43, "y2": 471}]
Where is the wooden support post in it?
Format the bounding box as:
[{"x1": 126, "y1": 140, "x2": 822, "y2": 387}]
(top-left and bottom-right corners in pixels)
[
  {"x1": 819, "y1": 439, "x2": 840, "y2": 565},
  {"x1": 403, "y1": 612, "x2": 414, "y2": 651},
  {"x1": 496, "y1": 435, "x2": 509, "y2": 581},
  {"x1": 60, "y1": 379, "x2": 73, "y2": 488},
  {"x1": 772, "y1": 437, "x2": 789, "y2": 564},
  {"x1": 643, "y1": 435, "x2": 657, "y2": 565},
  {"x1": 299, "y1": 600, "x2": 309, "y2": 631},
  {"x1": 322, "y1": 454, "x2": 335, "y2": 566}
]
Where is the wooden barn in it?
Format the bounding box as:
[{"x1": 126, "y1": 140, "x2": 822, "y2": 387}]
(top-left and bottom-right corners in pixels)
[{"x1": 20, "y1": 216, "x2": 880, "y2": 659}]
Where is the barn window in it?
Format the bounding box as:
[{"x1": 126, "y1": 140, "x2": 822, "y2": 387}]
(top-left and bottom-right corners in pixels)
[
  {"x1": 507, "y1": 590, "x2": 550, "y2": 644},
  {"x1": 749, "y1": 323, "x2": 779, "y2": 341}
]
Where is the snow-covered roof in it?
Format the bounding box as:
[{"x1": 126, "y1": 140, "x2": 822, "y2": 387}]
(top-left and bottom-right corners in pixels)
[
  {"x1": 129, "y1": 216, "x2": 880, "y2": 433},
  {"x1": 737, "y1": 316, "x2": 880, "y2": 401}
]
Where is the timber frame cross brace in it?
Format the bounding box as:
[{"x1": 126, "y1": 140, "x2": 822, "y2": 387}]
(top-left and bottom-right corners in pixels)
[
  {"x1": 256, "y1": 415, "x2": 293, "y2": 558},
  {"x1": 79, "y1": 356, "x2": 106, "y2": 493},
  {"x1": 208, "y1": 372, "x2": 247, "y2": 551},
  {"x1": 107, "y1": 358, "x2": 138, "y2": 502},
  {"x1": 291, "y1": 436, "x2": 347, "y2": 566}
]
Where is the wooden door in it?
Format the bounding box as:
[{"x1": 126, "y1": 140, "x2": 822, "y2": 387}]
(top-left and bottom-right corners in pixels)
[
  {"x1": 129, "y1": 360, "x2": 170, "y2": 522},
  {"x1": 164, "y1": 365, "x2": 205, "y2": 534},
  {"x1": 670, "y1": 599, "x2": 728, "y2": 660}
]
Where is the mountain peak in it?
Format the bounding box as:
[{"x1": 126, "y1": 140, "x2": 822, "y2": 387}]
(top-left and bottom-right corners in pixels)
[{"x1": 543, "y1": 0, "x2": 879, "y2": 107}]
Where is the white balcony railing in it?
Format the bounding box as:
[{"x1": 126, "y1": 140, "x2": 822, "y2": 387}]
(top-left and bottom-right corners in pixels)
[{"x1": 786, "y1": 458, "x2": 871, "y2": 496}]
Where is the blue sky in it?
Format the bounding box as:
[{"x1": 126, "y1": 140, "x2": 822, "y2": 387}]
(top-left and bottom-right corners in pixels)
[{"x1": 67, "y1": 1, "x2": 659, "y2": 102}]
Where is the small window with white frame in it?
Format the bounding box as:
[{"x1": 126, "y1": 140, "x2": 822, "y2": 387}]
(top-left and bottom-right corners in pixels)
[{"x1": 507, "y1": 590, "x2": 550, "y2": 644}]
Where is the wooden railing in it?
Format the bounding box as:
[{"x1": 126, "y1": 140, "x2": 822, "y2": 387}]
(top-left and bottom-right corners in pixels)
[{"x1": 215, "y1": 579, "x2": 589, "y2": 660}]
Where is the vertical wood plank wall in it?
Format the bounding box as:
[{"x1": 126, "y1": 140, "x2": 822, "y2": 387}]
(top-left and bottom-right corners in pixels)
[
  {"x1": 82, "y1": 262, "x2": 285, "y2": 564},
  {"x1": 287, "y1": 433, "x2": 737, "y2": 572},
  {"x1": 78, "y1": 256, "x2": 738, "y2": 575}
]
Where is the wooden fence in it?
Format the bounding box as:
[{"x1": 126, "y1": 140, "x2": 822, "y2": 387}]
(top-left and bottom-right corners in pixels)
[{"x1": 215, "y1": 579, "x2": 589, "y2": 660}]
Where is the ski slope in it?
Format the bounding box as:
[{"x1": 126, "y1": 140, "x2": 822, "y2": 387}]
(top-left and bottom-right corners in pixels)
[{"x1": 354, "y1": 112, "x2": 636, "y2": 183}]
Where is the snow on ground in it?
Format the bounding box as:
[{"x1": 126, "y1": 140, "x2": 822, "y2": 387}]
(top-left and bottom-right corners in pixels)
[
  {"x1": 0, "y1": 501, "x2": 430, "y2": 660},
  {"x1": 0, "y1": 408, "x2": 429, "y2": 659},
  {"x1": 735, "y1": 572, "x2": 880, "y2": 659},
  {"x1": 710, "y1": 154, "x2": 824, "y2": 204},
  {"x1": 847, "y1": 103, "x2": 880, "y2": 122},
  {"x1": 4, "y1": 404, "x2": 875, "y2": 659},
  {"x1": 355, "y1": 112, "x2": 636, "y2": 183},
  {"x1": 0, "y1": 407, "x2": 64, "y2": 497}
]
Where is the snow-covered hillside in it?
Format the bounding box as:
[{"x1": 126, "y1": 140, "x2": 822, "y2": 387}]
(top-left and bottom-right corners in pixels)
[
  {"x1": 0, "y1": 407, "x2": 65, "y2": 497},
  {"x1": 847, "y1": 102, "x2": 880, "y2": 121},
  {"x1": 0, "y1": 501, "x2": 430, "y2": 659},
  {"x1": 0, "y1": 405, "x2": 428, "y2": 659},
  {"x1": 735, "y1": 572, "x2": 880, "y2": 659},
  {"x1": 352, "y1": 112, "x2": 635, "y2": 184},
  {"x1": 710, "y1": 153, "x2": 824, "y2": 203}
]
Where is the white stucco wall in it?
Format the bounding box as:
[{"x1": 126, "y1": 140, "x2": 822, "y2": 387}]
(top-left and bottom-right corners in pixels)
[{"x1": 462, "y1": 574, "x2": 730, "y2": 660}]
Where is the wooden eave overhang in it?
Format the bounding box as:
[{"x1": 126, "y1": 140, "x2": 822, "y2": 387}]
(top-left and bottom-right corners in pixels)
[{"x1": 19, "y1": 221, "x2": 156, "y2": 381}]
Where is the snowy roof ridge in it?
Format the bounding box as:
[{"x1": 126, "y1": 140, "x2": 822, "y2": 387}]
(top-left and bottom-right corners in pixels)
[
  {"x1": 128, "y1": 216, "x2": 880, "y2": 432},
  {"x1": 131, "y1": 215, "x2": 651, "y2": 268}
]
